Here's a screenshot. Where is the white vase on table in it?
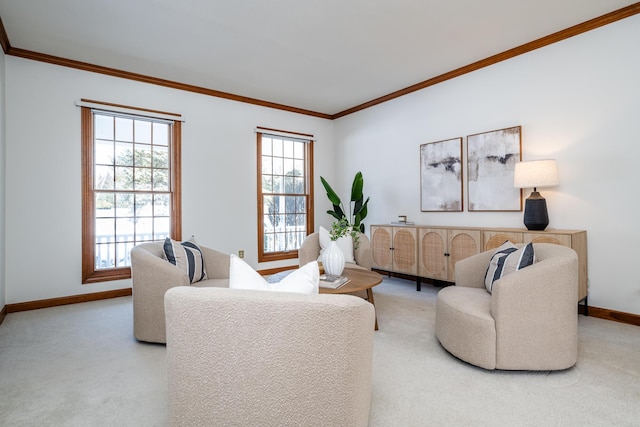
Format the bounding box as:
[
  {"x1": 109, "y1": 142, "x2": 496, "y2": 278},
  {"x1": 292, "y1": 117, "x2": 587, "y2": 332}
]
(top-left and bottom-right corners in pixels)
[{"x1": 323, "y1": 240, "x2": 345, "y2": 276}]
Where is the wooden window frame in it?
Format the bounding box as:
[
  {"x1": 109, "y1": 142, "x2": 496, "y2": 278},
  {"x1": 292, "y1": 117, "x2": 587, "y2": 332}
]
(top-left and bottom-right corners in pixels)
[
  {"x1": 257, "y1": 128, "x2": 314, "y2": 263},
  {"x1": 81, "y1": 104, "x2": 182, "y2": 284}
]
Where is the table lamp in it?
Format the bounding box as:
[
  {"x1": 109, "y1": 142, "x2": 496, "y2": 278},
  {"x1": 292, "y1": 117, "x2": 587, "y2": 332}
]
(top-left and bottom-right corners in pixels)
[{"x1": 514, "y1": 159, "x2": 559, "y2": 230}]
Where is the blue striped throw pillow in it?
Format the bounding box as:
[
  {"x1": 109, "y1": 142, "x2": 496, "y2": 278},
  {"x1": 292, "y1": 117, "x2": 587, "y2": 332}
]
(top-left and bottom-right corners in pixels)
[
  {"x1": 484, "y1": 241, "x2": 535, "y2": 293},
  {"x1": 163, "y1": 236, "x2": 208, "y2": 284}
]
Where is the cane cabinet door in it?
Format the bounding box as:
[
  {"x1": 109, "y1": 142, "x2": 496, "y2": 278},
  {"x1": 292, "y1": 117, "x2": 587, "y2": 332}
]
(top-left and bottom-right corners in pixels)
[
  {"x1": 392, "y1": 227, "x2": 418, "y2": 275},
  {"x1": 371, "y1": 225, "x2": 393, "y2": 271},
  {"x1": 418, "y1": 228, "x2": 447, "y2": 280}
]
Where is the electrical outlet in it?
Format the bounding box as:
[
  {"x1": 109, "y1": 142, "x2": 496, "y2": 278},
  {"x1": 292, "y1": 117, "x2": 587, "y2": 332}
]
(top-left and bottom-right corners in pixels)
[{"x1": 238, "y1": 250, "x2": 245, "y2": 259}]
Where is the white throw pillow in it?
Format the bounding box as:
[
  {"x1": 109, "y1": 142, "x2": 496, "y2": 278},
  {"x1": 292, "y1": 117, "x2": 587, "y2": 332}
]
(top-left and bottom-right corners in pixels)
[
  {"x1": 229, "y1": 255, "x2": 319, "y2": 294},
  {"x1": 318, "y1": 226, "x2": 355, "y2": 264}
]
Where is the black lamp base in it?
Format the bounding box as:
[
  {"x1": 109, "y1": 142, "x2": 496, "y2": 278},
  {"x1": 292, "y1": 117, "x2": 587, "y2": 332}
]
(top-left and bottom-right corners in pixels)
[{"x1": 523, "y1": 191, "x2": 549, "y2": 231}]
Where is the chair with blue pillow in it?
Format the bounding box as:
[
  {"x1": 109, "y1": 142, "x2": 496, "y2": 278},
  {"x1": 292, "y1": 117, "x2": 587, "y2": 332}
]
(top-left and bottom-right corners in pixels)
[{"x1": 435, "y1": 243, "x2": 579, "y2": 370}]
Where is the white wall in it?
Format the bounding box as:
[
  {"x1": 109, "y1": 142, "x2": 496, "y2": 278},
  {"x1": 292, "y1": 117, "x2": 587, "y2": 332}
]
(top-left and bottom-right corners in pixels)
[
  {"x1": 334, "y1": 15, "x2": 640, "y2": 315},
  {"x1": 0, "y1": 48, "x2": 6, "y2": 310},
  {"x1": 4, "y1": 57, "x2": 335, "y2": 304}
]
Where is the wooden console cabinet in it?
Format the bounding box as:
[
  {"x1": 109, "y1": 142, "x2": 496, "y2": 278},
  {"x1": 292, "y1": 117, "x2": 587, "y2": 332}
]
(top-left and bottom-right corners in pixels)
[{"x1": 371, "y1": 224, "x2": 588, "y2": 304}]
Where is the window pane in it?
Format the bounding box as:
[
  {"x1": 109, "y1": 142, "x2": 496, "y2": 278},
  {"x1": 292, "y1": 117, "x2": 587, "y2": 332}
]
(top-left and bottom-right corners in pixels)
[
  {"x1": 115, "y1": 142, "x2": 133, "y2": 166},
  {"x1": 95, "y1": 218, "x2": 114, "y2": 242},
  {"x1": 115, "y1": 241, "x2": 134, "y2": 268},
  {"x1": 154, "y1": 194, "x2": 170, "y2": 216},
  {"x1": 96, "y1": 193, "x2": 115, "y2": 215},
  {"x1": 262, "y1": 156, "x2": 272, "y2": 174},
  {"x1": 95, "y1": 139, "x2": 114, "y2": 165},
  {"x1": 115, "y1": 117, "x2": 134, "y2": 142},
  {"x1": 296, "y1": 196, "x2": 306, "y2": 213},
  {"x1": 135, "y1": 194, "x2": 153, "y2": 217},
  {"x1": 135, "y1": 145, "x2": 152, "y2": 167},
  {"x1": 262, "y1": 138, "x2": 272, "y2": 155},
  {"x1": 116, "y1": 218, "x2": 135, "y2": 242},
  {"x1": 153, "y1": 169, "x2": 169, "y2": 191},
  {"x1": 293, "y1": 159, "x2": 303, "y2": 176},
  {"x1": 274, "y1": 233, "x2": 285, "y2": 251},
  {"x1": 135, "y1": 120, "x2": 152, "y2": 143},
  {"x1": 272, "y1": 139, "x2": 283, "y2": 157},
  {"x1": 283, "y1": 139, "x2": 294, "y2": 158},
  {"x1": 95, "y1": 115, "x2": 114, "y2": 140},
  {"x1": 153, "y1": 122, "x2": 169, "y2": 146},
  {"x1": 283, "y1": 158, "x2": 294, "y2": 176},
  {"x1": 273, "y1": 175, "x2": 283, "y2": 192},
  {"x1": 134, "y1": 217, "x2": 153, "y2": 241},
  {"x1": 154, "y1": 217, "x2": 170, "y2": 240},
  {"x1": 133, "y1": 168, "x2": 152, "y2": 191},
  {"x1": 115, "y1": 166, "x2": 134, "y2": 190},
  {"x1": 115, "y1": 193, "x2": 135, "y2": 218},
  {"x1": 272, "y1": 157, "x2": 283, "y2": 175},
  {"x1": 153, "y1": 146, "x2": 169, "y2": 168},
  {"x1": 293, "y1": 141, "x2": 304, "y2": 159},
  {"x1": 95, "y1": 165, "x2": 114, "y2": 190},
  {"x1": 95, "y1": 242, "x2": 115, "y2": 269},
  {"x1": 262, "y1": 176, "x2": 273, "y2": 193}
]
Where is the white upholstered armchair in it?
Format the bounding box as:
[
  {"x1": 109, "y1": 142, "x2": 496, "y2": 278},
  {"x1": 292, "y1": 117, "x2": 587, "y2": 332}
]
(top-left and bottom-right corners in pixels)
[
  {"x1": 299, "y1": 231, "x2": 373, "y2": 270},
  {"x1": 436, "y1": 243, "x2": 579, "y2": 370},
  {"x1": 130, "y1": 241, "x2": 230, "y2": 344},
  {"x1": 165, "y1": 286, "x2": 375, "y2": 426}
]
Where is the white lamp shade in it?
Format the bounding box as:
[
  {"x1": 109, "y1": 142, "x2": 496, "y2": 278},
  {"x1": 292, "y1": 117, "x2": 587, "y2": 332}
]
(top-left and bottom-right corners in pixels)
[{"x1": 514, "y1": 159, "x2": 559, "y2": 189}]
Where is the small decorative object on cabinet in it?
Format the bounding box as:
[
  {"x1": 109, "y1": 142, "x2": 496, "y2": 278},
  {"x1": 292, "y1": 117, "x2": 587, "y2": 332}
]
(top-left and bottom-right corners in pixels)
[{"x1": 371, "y1": 224, "x2": 588, "y2": 314}]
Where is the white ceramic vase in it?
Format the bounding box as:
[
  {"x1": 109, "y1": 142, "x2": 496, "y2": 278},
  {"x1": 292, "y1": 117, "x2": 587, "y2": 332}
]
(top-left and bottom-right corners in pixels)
[{"x1": 323, "y1": 240, "x2": 345, "y2": 276}]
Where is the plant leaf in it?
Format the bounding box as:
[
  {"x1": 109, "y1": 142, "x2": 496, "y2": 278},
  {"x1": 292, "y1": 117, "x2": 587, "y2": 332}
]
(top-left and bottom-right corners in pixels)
[
  {"x1": 354, "y1": 198, "x2": 369, "y2": 225},
  {"x1": 320, "y1": 176, "x2": 342, "y2": 206},
  {"x1": 350, "y1": 172, "x2": 363, "y2": 202}
]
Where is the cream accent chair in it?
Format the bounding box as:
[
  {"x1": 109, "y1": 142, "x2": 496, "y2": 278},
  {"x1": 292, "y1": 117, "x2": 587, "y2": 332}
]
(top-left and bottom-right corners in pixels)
[
  {"x1": 165, "y1": 286, "x2": 375, "y2": 427},
  {"x1": 130, "y1": 241, "x2": 230, "y2": 344},
  {"x1": 435, "y1": 243, "x2": 579, "y2": 370},
  {"x1": 299, "y1": 231, "x2": 373, "y2": 270}
]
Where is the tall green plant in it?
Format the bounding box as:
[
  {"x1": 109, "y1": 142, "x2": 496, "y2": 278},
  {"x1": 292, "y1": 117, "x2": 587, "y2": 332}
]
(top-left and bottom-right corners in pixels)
[{"x1": 320, "y1": 172, "x2": 370, "y2": 233}]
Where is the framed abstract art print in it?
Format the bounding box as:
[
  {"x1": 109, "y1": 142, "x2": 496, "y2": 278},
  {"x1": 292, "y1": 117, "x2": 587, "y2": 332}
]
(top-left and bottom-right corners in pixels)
[
  {"x1": 467, "y1": 126, "x2": 522, "y2": 211},
  {"x1": 420, "y1": 137, "x2": 463, "y2": 212}
]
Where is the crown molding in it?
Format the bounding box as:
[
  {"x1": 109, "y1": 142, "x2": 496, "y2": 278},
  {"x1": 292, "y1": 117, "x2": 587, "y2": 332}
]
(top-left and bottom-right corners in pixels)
[
  {"x1": 331, "y1": 2, "x2": 640, "y2": 119},
  {"x1": 1, "y1": 3, "x2": 639, "y2": 119},
  {"x1": 0, "y1": 16, "x2": 11, "y2": 53}
]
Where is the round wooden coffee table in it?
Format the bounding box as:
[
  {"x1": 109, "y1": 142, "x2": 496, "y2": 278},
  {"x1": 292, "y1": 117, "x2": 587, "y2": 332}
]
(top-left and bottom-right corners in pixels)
[{"x1": 320, "y1": 268, "x2": 383, "y2": 330}]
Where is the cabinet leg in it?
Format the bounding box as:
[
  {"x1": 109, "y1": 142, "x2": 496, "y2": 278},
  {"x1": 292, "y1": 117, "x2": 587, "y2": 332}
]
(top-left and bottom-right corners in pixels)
[
  {"x1": 584, "y1": 296, "x2": 589, "y2": 316},
  {"x1": 416, "y1": 277, "x2": 421, "y2": 292}
]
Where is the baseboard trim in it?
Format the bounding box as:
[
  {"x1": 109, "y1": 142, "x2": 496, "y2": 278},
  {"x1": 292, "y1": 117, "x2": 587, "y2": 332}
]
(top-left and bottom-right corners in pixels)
[
  {"x1": 3, "y1": 282, "x2": 639, "y2": 327},
  {"x1": 5, "y1": 288, "x2": 132, "y2": 314},
  {"x1": 0, "y1": 305, "x2": 7, "y2": 325},
  {"x1": 587, "y1": 306, "x2": 640, "y2": 327}
]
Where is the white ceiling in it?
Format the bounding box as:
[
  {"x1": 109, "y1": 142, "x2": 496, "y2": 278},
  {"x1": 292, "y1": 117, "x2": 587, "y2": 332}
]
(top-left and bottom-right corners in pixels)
[{"x1": 0, "y1": 0, "x2": 637, "y2": 116}]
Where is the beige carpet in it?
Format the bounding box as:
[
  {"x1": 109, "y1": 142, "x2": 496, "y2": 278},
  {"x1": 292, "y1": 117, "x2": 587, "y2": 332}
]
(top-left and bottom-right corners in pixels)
[{"x1": 0, "y1": 277, "x2": 638, "y2": 426}]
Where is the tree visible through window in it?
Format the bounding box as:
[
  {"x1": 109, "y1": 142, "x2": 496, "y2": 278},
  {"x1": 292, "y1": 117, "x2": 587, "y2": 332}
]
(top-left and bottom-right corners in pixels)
[
  {"x1": 257, "y1": 129, "x2": 313, "y2": 262},
  {"x1": 82, "y1": 103, "x2": 182, "y2": 283}
]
